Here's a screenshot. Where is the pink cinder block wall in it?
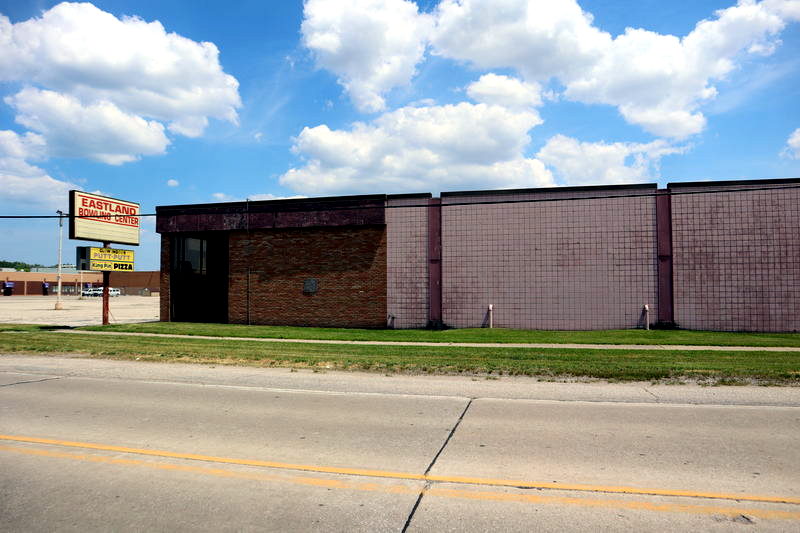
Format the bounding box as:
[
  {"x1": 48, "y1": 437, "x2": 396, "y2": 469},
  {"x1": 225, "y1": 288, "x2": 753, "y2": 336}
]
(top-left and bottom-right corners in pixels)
[
  {"x1": 671, "y1": 182, "x2": 800, "y2": 332},
  {"x1": 386, "y1": 195, "x2": 431, "y2": 328},
  {"x1": 440, "y1": 186, "x2": 659, "y2": 330}
]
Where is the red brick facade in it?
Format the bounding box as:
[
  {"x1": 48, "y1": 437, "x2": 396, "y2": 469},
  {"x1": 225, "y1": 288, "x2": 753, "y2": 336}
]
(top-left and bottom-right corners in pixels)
[{"x1": 227, "y1": 226, "x2": 387, "y2": 327}]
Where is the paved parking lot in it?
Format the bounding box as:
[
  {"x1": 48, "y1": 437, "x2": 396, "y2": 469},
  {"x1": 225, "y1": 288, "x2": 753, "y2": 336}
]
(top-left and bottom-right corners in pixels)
[{"x1": 0, "y1": 295, "x2": 160, "y2": 326}]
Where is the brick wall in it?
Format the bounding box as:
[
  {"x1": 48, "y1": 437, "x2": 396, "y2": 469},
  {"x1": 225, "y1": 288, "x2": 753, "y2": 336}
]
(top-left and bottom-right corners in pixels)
[
  {"x1": 440, "y1": 186, "x2": 659, "y2": 329},
  {"x1": 227, "y1": 225, "x2": 387, "y2": 328},
  {"x1": 109, "y1": 271, "x2": 160, "y2": 295},
  {"x1": 386, "y1": 195, "x2": 430, "y2": 328},
  {"x1": 159, "y1": 237, "x2": 170, "y2": 321},
  {"x1": 671, "y1": 182, "x2": 800, "y2": 332}
]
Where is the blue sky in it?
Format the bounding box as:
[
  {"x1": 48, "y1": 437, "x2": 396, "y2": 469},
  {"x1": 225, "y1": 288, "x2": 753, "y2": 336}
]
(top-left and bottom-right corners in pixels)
[{"x1": 1, "y1": 0, "x2": 798, "y2": 270}]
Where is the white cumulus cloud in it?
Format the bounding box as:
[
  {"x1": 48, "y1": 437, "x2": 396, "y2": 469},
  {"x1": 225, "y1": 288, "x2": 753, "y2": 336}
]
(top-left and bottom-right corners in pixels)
[
  {"x1": 0, "y1": 130, "x2": 77, "y2": 211},
  {"x1": 166, "y1": 179, "x2": 180, "y2": 187},
  {"x1": 0, "y1": 130, "x2": 46, "y2": 161},
  {"x1": 763, "y1": 0, "x2": 800, "y2": 20},
  {"x1": 433, "y1": 0, "x2": 798, "y2": 139},
  {"x1": 6, "y1": 88, "x2": 169, "y2": 165},
  {"x1": 563, "y1": 0, "x2": 793, "y2": 138},
  {"x1": 301, "y1": 0, "x2": 433, "y2": 112},
  {"x1": 211, "y1": 192, "x2": 235, "y2": 201},
  {"x1": 302, "y1": 0, "x2": 799, "y2": 139},
  {"x1": 248, "y1": 193, "x2": 307, "y2": 201},
  {"x1": 208, "y1": 192, "x2": 307, "y2": 202},
  {"x1": 0, "y1": 2, "x2": 240, "y2": 133},
  {"x1": 536, "y1": 134, "x2": 687, "y2": 185},
  {"x1": 0, "y1": 2, "x2": 241, "y2": 207},
  {"x1": 281, "y1": 101, "x2": 553, "y2": 195},
  {"x1": 433, "y1": 0, "x2": 609, "y2": 81},
  {"x1": 783, "y1": 128, "x2": 800, "y2": 159},
  {"x1": 466, "y1": 74, "x2": 542, "y2": 110},
  {"x1": 0, "y1": 171, "x2": 76, "y2": 211}
]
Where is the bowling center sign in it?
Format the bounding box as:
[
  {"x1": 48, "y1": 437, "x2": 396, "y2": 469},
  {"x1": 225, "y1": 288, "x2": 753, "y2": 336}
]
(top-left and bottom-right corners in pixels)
[
  {"x1": 69, "y1": 190, "x2": 141, "y2": 246},
  {"x1": 70, "y1": 190, "x2": 139, "y2": 274}
]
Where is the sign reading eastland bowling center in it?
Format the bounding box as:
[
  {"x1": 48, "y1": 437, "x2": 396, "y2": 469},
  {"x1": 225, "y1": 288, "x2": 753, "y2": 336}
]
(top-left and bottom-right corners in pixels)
[{"x1": 69, "y1": 190, "x2": 140, "y2": 246}]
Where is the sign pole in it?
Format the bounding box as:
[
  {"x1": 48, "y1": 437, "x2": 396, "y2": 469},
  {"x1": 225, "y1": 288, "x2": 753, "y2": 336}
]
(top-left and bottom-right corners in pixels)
[
  {"x1": 55, "y1": 210, "x2": 64, "y2": 310},
  {"x1": 102, "y1": 242, "x2": 110, "y2": 325}
]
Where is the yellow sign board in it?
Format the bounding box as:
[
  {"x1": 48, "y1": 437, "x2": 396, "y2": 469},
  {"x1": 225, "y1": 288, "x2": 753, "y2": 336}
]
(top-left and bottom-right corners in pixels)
[{"x1": 88, "y1": 247, "x2": 135, "y2": 272}]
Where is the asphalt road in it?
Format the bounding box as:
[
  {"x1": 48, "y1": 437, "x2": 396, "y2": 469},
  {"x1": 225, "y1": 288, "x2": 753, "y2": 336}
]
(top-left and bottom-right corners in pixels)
[{"x1": 1, "y1": 356, "x2": 799, "y2": 532}]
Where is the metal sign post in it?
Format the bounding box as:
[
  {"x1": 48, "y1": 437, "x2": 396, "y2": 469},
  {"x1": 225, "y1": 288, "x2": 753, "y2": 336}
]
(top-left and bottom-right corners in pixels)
[
  {"x1": 55, "y1": 210, "x2": 64, "y2": 310},
  {"x1": 76, "y1": 245, "x2": 135, "y2": 325},
  {"x1": 102, "y1": 242, "x2": 110, "y2": 325}
]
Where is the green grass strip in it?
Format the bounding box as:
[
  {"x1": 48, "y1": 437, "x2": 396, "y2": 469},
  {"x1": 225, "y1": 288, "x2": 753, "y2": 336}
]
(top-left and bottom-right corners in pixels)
[
  {"x1": 77, "y1": 322, "x2": 800, "y2": 347},
  {"x1": 0, "y1": 324, "x2": 45, "y2": 333},
  {"x1": 1, "y1": 330, "x2": 798, "y2": 384}
]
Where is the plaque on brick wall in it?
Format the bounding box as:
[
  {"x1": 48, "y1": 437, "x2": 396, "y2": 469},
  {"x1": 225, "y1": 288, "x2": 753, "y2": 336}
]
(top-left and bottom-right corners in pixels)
[{"x1": 303, "y1": 278, "x2": 318, "y2": 294}]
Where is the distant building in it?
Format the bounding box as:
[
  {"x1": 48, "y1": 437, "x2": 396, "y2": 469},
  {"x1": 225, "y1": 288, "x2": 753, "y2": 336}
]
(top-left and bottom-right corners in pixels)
[
  {"x1": 1, "y1": 271, "x2": 102, "y2": 295},
  {"x1": 31, "y1": 264, "x2": 78, "y2": 273},
  {"x1": 109, "y1": 271, "x2": 160, "y2": 296},
  {"x1": 0, "y1": 270, "x2": 160, "y2": 296}
]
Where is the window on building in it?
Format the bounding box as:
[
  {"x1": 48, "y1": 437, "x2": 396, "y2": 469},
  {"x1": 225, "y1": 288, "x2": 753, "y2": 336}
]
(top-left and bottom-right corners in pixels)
[{"x1": 173, "y1": 237, "x2": 206, "y2": 275}]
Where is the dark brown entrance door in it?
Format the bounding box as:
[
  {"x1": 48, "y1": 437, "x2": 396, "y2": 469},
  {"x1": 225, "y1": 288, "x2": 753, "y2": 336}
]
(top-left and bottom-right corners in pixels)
[{"x1": 170, "y1": 234, "x2": 228, "y2": 323}]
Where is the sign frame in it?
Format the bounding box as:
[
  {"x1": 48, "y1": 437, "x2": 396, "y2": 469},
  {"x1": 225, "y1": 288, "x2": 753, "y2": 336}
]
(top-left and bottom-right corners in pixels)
[
  {"x1": 77, "y1": 246, "x2": 135, "y2": 272},
  {"x1": 69, "y1": 190, "x2": 141, "y2": 246},
  {"x1": 91, "y1": 247, "x2": 134, "y2": 272}
]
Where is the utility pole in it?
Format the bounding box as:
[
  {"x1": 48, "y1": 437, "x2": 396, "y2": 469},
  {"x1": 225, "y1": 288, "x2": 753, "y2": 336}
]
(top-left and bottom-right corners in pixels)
[{"x1": 55, "y1": 210, "x2": 64, "y2": 310}]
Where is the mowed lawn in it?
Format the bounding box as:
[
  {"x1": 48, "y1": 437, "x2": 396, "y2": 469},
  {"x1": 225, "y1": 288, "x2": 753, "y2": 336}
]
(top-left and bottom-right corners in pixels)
[
  {"x1": 80, "y1": 321, "x2": 800, "y2": 347},
  {"x1": 1, "y1": 323, "x2": 799, "y2": 384}
]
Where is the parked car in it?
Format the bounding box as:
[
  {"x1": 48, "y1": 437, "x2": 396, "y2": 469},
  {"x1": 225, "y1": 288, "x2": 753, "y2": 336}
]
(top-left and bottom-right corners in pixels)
[{"x1": 81, "y1": 287, "x2": 121, "y2": 297}]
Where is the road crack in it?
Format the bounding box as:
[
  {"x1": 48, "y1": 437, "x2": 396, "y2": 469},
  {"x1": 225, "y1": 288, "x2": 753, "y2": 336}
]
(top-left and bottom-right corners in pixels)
[
  {"x1": 642, "y1": 387, "x2": 659, "y2": 401},
  {"x1": 402, "y1": 398, "x2": 474, "y2": 532},
  {"x1": 0, "y1": 376, "x2": 62, "y2": 388}
]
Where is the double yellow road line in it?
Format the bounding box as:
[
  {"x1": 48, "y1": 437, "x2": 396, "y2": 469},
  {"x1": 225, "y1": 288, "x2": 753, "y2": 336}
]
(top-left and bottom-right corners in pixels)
[{"x1": 2, "y1": 434, "x2": 798, "y2": 520}]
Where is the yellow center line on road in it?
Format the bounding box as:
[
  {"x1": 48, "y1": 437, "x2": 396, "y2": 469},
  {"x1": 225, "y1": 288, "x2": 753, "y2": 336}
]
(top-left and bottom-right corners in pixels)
[
  {"x1": 1, "y1": 434, "x2": 799, "y2": 509},
  {"x1": 2, "y1": 443, "x2": 799, "y2": 521}
]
